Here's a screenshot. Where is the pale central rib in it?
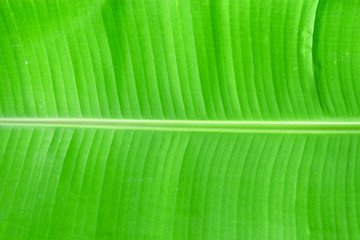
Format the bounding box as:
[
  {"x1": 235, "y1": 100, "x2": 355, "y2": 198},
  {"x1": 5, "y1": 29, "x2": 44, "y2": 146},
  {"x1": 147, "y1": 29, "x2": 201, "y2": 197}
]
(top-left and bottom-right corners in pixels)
[{"x1": 0, "y1": 118, "x2": 360, "y2": 133}]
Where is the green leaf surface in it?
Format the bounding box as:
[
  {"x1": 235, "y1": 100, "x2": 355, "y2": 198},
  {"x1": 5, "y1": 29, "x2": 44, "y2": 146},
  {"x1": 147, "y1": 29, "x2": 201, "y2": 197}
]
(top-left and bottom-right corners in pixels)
[{"x1": 0, "y1": 0, "x2": 359, "y2": 239}]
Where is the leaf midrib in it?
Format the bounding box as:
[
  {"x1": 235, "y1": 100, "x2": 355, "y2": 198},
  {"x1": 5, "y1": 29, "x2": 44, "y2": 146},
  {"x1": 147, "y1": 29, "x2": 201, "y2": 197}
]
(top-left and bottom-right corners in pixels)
[{"x1": 1, "y1": 118, "x2": 360, "y2": 133}]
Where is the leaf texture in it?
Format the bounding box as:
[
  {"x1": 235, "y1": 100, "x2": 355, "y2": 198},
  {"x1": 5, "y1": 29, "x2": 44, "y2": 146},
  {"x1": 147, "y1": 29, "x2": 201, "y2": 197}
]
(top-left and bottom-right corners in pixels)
[
  {"x1": 0, "y1": 128, "x2": 359, "y2": 239},
  {"x1": 0, "y1": 0, "x2": 359, "y2": 239},
  {"x1": 0, "y1": 0, "x2": 358, "y2": 120}
]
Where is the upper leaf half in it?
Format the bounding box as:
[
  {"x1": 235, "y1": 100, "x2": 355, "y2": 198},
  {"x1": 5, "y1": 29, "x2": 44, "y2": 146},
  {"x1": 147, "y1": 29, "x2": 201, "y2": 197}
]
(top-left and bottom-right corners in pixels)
[{"x1": 0, "y1": 0, "x2": 359, "y2": 121}]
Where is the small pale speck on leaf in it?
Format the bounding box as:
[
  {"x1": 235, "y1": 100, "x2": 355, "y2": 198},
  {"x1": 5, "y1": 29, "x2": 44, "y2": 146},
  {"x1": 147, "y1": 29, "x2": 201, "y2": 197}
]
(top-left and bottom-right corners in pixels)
[{"x1": 25, "y1": 61, "x2": 28, "y2": 65}]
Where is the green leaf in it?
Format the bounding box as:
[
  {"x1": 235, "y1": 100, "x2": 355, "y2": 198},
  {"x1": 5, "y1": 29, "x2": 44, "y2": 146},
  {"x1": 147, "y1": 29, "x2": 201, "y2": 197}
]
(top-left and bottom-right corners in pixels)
[{"x1": 0, "y1": 0, "x2": 359, "y2": 239}]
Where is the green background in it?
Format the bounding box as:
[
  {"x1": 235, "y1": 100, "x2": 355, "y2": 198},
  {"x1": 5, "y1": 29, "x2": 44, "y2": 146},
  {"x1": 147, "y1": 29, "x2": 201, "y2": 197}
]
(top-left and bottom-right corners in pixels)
[{"x1": 0, "y1": 0, "x2": 359, "y2": 239}]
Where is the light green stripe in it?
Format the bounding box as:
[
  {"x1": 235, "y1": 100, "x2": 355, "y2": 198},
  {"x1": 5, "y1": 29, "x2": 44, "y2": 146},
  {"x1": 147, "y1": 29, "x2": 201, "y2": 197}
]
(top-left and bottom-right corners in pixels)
[{"x1": 1, "y1": 118, "x2": 360, "y2": 133}]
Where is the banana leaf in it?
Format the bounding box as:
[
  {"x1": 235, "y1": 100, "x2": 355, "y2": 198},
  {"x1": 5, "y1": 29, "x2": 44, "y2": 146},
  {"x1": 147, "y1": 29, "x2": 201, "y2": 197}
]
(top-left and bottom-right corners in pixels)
[{"x1": 0, "y1": 0, "x2": 359, "y2": 239}]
